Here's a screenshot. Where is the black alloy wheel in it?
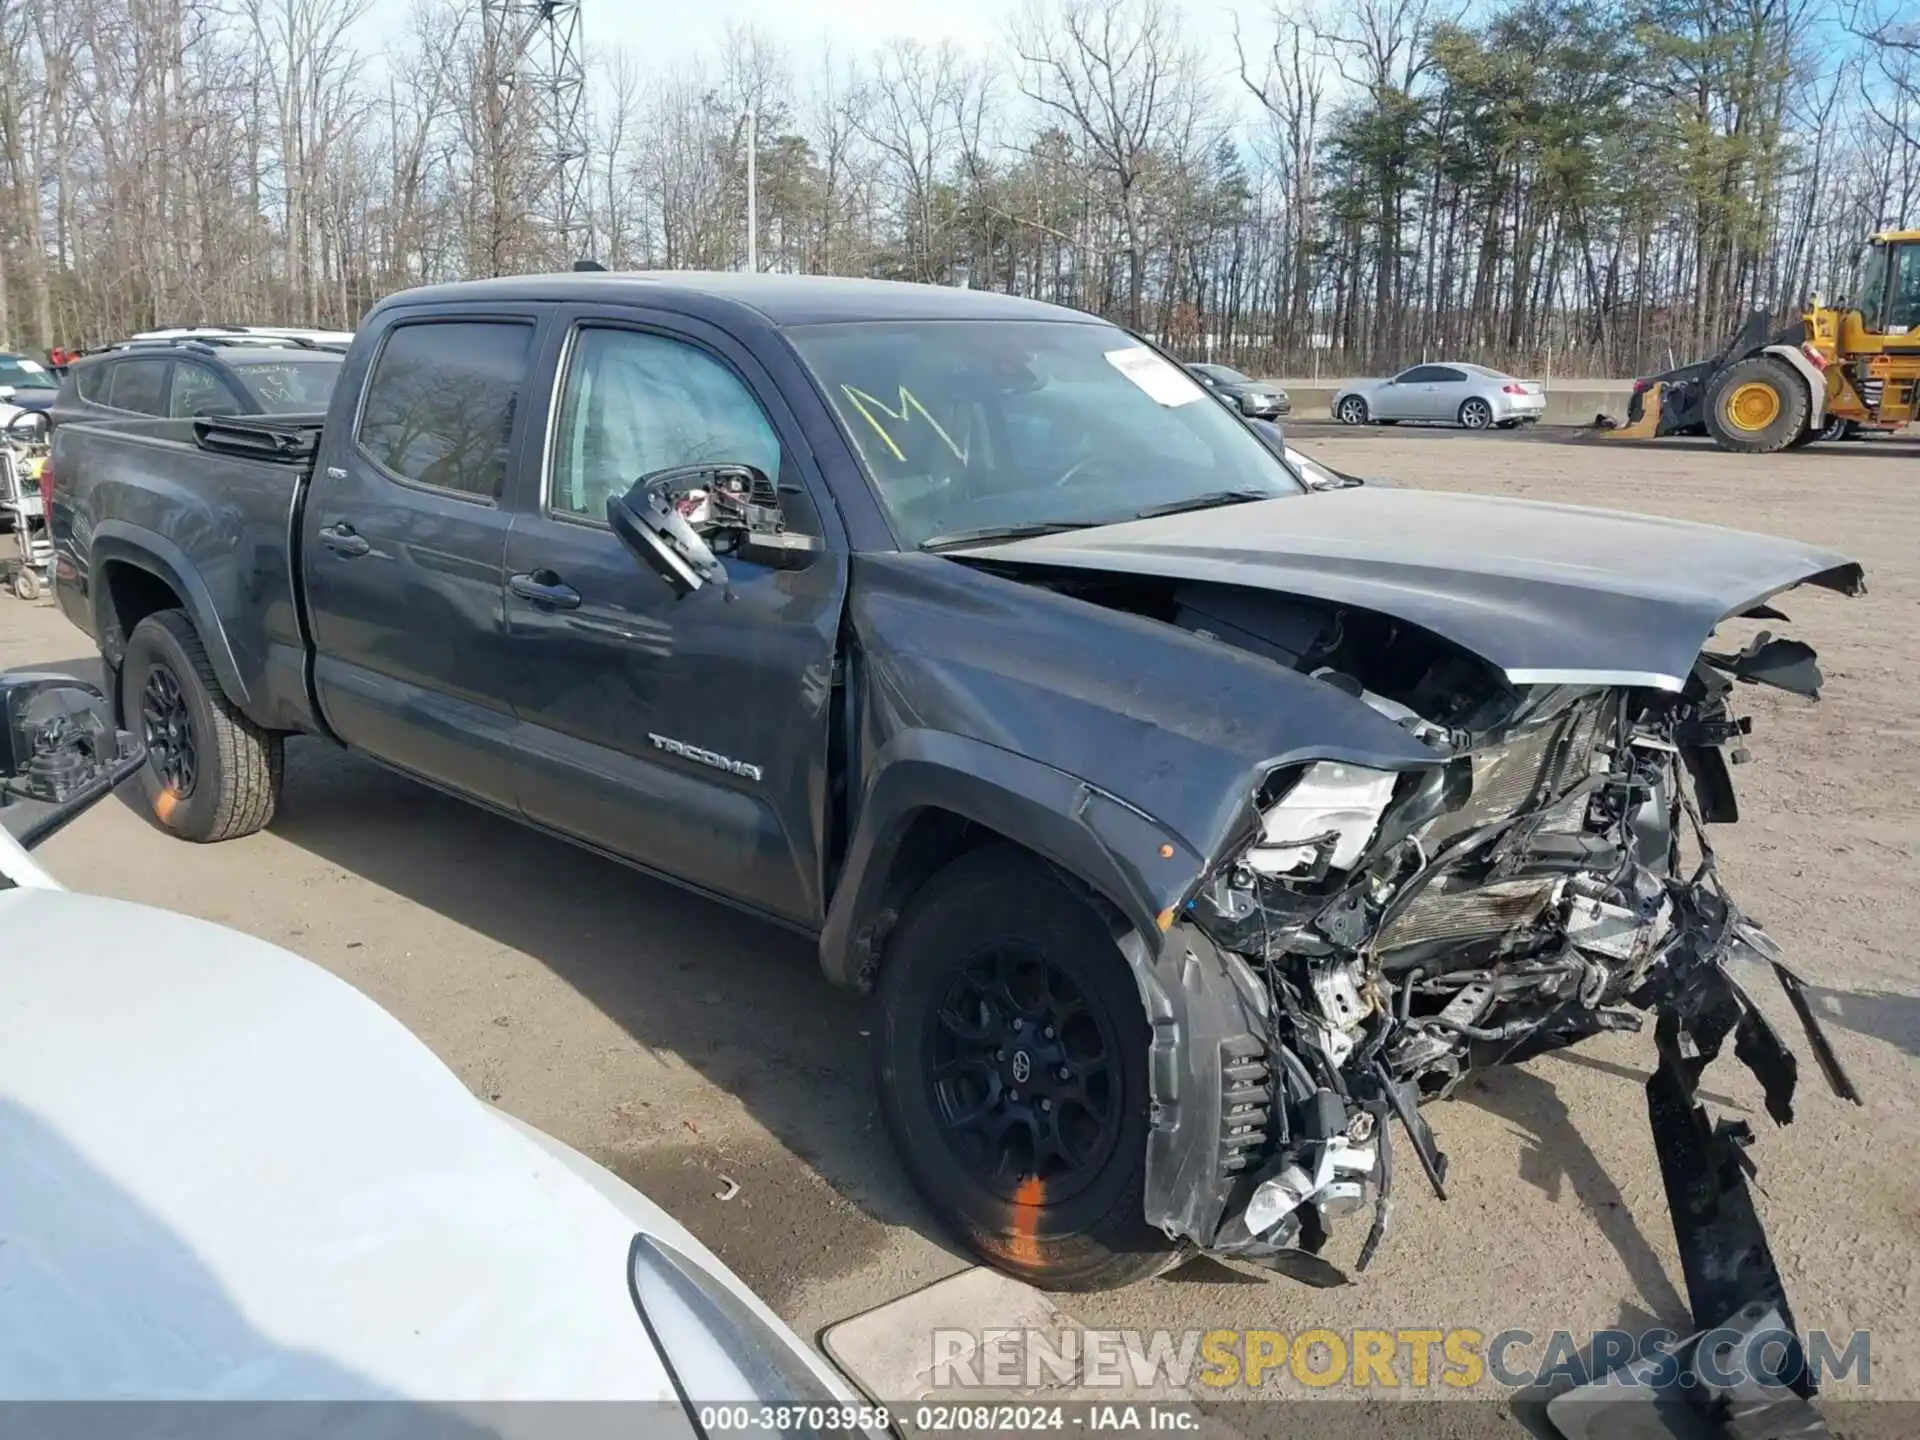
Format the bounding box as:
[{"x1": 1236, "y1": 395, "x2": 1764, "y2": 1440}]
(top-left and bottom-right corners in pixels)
[
  {"x1": 120, "y1": 608, "x2": 283, "y2": 842},
  {"x1": 927, "y1": 940, "x2": 1122, "y2": 1204},
  {"x1": 872, "y1": 845, "x2": 1178, "y2": 1290},
  {"x1": 140, "y1": 661, "x2": 198, "y2": 797}
]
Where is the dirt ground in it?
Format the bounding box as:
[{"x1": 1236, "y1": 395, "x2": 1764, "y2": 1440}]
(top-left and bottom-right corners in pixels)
[{"x1": 4, "y1": 427, "x2": 1915, "y2": 1413}]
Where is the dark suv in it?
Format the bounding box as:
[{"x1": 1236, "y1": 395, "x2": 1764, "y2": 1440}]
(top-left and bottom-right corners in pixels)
[{"x1": 53, "y1": 339, "x2": 344, "y2": 429}]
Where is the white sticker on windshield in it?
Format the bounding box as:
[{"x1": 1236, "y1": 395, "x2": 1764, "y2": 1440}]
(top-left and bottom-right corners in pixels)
[
  {"x1": 16, "y1": 359, "x2": 44, "y2": 373},
  {"x1": 1104, "y1": 346, "x2": 1204, "y2": 407}
]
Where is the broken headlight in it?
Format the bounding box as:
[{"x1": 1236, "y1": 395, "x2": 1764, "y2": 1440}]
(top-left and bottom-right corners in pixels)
[{"x1": 1246, "y1": 762, "x2": 1400, "y2": 877}]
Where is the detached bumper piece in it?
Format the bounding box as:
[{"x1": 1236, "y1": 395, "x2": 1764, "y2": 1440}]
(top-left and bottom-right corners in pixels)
[{"x1": 1549, "y1": 902, "x2": 1862, "y2": 1440}]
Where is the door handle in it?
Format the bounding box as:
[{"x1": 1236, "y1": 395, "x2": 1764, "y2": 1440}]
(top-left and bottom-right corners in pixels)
[
  {"x1": 317, "y1": 522, "x2": 370, "y2": 558},
  {"x1": 510, "y1": 570, "x2": 582, "y2": 610}
]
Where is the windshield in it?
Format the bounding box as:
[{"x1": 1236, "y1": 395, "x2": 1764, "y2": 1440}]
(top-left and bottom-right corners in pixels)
[
  {"x1": 232, "y1": 358, "x2": 341, "y2": 413},
  {"x1": 0, "y1": 358, "x2": 57, "y2": 391},
  {"x1": 790, "y1": 320, "x2": 1303, "y2": 548}
]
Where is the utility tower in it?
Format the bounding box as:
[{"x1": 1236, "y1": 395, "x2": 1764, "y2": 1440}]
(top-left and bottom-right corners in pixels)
[{"x1": 481, "y1": 0, "x2": 591, "y2": 260}]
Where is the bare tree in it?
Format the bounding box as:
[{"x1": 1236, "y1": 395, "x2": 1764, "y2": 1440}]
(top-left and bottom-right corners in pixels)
[{"x1": 1016, "y1": 0, "x2": 1201, "y2": 328}]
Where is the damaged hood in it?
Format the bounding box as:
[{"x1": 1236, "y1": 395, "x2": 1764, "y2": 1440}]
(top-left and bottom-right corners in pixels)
[{"x1": 957, "y1": 487, "x2": 1863, "y2": 691}]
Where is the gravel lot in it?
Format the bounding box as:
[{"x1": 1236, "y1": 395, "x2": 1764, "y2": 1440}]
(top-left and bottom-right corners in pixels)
[{"x1": 6, "y1": 427, "x2": 1915, "y2": 1413}]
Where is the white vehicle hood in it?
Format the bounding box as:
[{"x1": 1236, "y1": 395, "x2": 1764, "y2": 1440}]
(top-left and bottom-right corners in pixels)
[{"x1": 0, "y1": 882, "x2": 829, "y2": 1404}]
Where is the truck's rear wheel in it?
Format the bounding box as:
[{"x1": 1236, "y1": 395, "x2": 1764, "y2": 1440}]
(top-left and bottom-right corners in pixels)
[
  {"x1": 1705, "y1": 358, "x2": 1809, "y2": 454},
  {"x1": 121, "y1": 609, "x2": 283, "y2": 842},
  {"x1": 872, "y1": 846, "x2": 1181, "y2": 1290}
]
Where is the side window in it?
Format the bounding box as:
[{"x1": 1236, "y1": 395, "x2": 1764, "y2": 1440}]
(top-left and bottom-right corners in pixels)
[
  {"x1": 1430, "y1": 367, "x2": 1467, "y2": 384},
  {"x1": 549, "y1": 327, "x2": 780, "y2": 523},
  {"x1": 75, "y1": 363, "x2": 111, "y2": 403},
  {"x1": 107, "y1": 359, "x2": 170, "y2": 414},
  {"x1": 1393, "y1": 367, "x2": 1429, "y2": 384},
  {"x1": 169, "y1": 363, "x2": 241, "y2": 418},
  {"x1": 1889, "y1": 243, "x2": 1920, "y2": 330},
  {"x1": 356, "y1": 321, "x2": 532, "y2": 500}
]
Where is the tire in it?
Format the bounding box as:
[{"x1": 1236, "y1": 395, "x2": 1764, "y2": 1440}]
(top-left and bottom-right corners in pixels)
[
  {"x1": 1458, "y1": 397, "x2": 1493, "y2": 430},
  {"x1": 1819, "y1": 416, "x2": 1858, "y2": 443},
  {"x1": 1785, "y1": 424, "x2": 1818, "y2": 449},
  {"x1": 1705, "y1": 357, "x2": 1809, "y2": 454},
  {"x1": 873, "y1": 845, "x2": 1180, "y2": 1291},
  {"x1": 121, "y1": 609, "x2": 283, "y2": 842},
  {"x1": 1335, "y1": 396, "x2": 1370, "y2": 425},
  {"x1": 12, "y1": 569, "x2": 39, "y2": 601}
]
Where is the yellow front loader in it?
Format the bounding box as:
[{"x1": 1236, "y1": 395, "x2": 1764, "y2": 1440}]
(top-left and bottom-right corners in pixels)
[{"x1": 1600, "y1": 229, "x2": 1920, "y2": 453}]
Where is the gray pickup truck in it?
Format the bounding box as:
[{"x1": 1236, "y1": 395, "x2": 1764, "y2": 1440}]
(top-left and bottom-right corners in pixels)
[{"x1": 48, "y1": 274, "x2": 1865, "y2": 1367}]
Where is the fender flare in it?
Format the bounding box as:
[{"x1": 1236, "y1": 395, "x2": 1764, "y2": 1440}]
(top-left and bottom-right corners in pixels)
[
  {"x1": 88, "y1": 521, "x2": 251, "y2": 709},
  {"x1": 817, "y1": 728, "x2": 1207, "y2": 991},
  {"x1": 821, "y1": 728, "x2": 1274, "y2": 1249},
  {"x1": 1759, "y1": 343, "x2": 1827, "y2": 430}
]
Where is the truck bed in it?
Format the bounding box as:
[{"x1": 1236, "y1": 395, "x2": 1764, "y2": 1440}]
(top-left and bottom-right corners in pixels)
[{"x1": 49, "y1": 415, "x2": 323, "y2": 734}]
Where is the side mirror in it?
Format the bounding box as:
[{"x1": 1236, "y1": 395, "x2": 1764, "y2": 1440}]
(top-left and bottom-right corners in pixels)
[
  {"x1": 5, "y1": 410, "x2": 48, "y2": 443},
  {"x1": 608, "y1": 467, "x2": 730, "y2": 596},
  {"x1": 607, "y1": 463, "x2": 824, "y2": 596},
  {"x1": 1248, "y1": 418, "x2": 1287, "y2": 456},
  {"x1": 0, "y1": 672, "x2": 145, "y2": 857}
]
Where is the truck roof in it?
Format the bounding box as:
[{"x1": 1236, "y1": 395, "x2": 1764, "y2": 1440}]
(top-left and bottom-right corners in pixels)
[{"x1": 377, "y1": 271, "x2": 1096, "y2": 328}]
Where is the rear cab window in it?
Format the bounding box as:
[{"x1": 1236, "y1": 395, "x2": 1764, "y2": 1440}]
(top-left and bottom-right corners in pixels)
[
  {"x1": 168, "y1": 364, "x2": 243, "y2": 418},
  {"x1": 106, "y1": 359, "x2": 171, "y2": 414},
  {"x1": 355, "y1": 321, "x2": 533, "y2": 501},
  {"x1": 231, "y1": 359, "x2": 341, "y2": 414}
]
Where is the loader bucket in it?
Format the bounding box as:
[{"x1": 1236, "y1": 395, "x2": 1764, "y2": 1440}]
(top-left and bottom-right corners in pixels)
[{"x1": 1596, "y1": 381, "x2": 1669, "y2": 440}]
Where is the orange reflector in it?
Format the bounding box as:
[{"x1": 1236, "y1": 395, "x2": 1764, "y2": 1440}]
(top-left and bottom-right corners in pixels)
[
  {"x1": 1156, "y1": 906, "x2": 1177, "y2": 931},
  {"x1": 1158, "y1": 843, "x2": 1175, "y2": 858}
]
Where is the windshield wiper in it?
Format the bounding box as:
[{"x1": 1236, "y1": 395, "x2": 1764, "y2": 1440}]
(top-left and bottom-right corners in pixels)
[
  {"x1": 1132, "y1": 488, "x2": 1275, "y2": 520},
  {"x1": 918, "y1": 521, "x2": 1095, "y2": 553}
]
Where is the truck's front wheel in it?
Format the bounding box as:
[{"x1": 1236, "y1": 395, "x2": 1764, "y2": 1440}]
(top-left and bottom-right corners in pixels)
[
  {"x1": 121, "y1": 609, "x2": 283, "y2": 842},
  {"x1": 872, "y1": 846, "x2": 1182, "y2": 1291},
  {"x1": 1705, "y1": 357, "x2": 1809, "y2": 454}
]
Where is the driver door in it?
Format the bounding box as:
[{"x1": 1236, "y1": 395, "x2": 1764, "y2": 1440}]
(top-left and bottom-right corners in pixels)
[
  {"x1": 1391, "y1": 366, "x2": 1441, "y2": 420},
  {"x1": 499, "y1": 311, "x2": 847, "y2": 926},
  {"x1": 1372, "y1": 370, "x2": 1416, "y2": 420}
]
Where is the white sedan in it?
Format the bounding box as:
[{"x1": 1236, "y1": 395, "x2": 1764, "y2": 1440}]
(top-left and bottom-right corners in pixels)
[
  {"x1": 0, "y1": 673, "x2": 877, "y2": 1428},
  {"x1": 1332, "y1": 363, "x2": 1546, "y2": 429}
]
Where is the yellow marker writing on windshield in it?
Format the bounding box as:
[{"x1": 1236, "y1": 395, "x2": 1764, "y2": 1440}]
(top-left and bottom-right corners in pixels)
[{"x1": 840, "y1": 385, "x2": 968, "y2": 464}]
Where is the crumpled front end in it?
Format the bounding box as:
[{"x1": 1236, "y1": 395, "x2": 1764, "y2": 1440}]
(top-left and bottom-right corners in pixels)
[{"x1": 1138, "y1": 618, "x2": 1864, "y2": 1399}]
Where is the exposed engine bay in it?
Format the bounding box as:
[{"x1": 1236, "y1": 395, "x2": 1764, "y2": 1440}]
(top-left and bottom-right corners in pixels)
[{"x1": 993, "y1": 562, "x2": 1866, "y2": 1428}]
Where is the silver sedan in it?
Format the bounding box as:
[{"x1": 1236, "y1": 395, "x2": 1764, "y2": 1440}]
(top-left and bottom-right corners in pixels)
[{"x1": 1332, "y1": 363, "x2": 1546, "y2": 430}]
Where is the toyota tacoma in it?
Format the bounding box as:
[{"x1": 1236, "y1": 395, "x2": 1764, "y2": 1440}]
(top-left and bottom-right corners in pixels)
[{"x1": 47, "y1": 276, "x2": 1863, "y2": 1420}]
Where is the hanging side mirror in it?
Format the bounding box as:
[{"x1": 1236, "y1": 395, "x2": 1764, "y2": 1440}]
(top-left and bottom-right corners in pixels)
[
  {"x1": 608, "y1": 466, "x2": 730, "y2": 596},
  {"x1": 5, "y1": 409, "x2": 49, "y2": 444},
  {"x1": 608, "y1": 463, "x2": 823, "y2": 596}
]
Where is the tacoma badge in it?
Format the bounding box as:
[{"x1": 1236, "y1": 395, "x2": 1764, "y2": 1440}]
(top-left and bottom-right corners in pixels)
[{"x1": 646, "y1": 733, "x2": 763, "y2": 782}]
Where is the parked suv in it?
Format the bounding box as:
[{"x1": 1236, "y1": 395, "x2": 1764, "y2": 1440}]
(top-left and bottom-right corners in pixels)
[{"x1": 53, "y1": 338, "x2": 344, "y2": 429}]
